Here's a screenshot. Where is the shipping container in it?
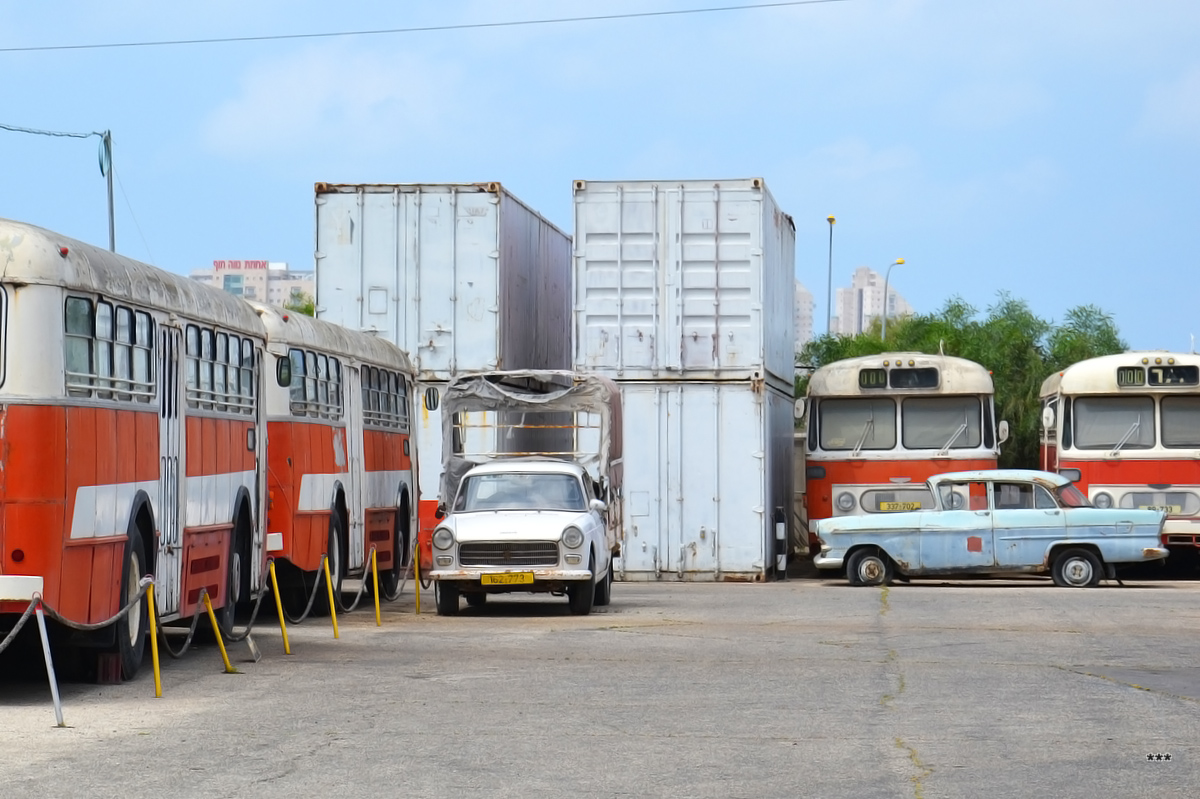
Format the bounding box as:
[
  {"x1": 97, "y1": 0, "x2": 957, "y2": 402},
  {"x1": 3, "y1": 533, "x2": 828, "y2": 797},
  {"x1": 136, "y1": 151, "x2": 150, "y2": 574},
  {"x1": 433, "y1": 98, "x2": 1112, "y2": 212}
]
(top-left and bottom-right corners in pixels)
[
  {"x1": 616, "y1": 380, "x2": 795, "y2": 581},
  {"x1": 572, "y1": 178, "x2": 795, "y2": 389},
  {"x1": 314, "y1": 182, "x2": 572, "y2": 381}
]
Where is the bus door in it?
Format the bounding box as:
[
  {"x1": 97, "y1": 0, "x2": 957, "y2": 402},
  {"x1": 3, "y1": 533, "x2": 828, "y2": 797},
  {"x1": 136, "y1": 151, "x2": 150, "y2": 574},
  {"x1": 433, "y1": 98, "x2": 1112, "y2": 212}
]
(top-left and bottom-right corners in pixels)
[
  {"x1": 250, "y1": 341, "x2": 268, "y2": 593},
  {"x1": 157, "y1": 326, "x2": 184, "y2": 614},
  {"x1": 344, "y1": 363, "x2": 367, "y2": 572}
]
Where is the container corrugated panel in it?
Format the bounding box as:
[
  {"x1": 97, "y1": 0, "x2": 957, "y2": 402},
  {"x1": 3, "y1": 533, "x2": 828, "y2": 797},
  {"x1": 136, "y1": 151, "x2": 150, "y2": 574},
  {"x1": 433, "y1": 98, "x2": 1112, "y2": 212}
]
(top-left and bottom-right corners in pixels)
[
  {"x1": 616, "y1": 380, "x2": 794, "y2": 581},
  {"x1": 314, "y1": 183, "x2": 572, "y2": 381},
  {"x1": 573, "y1": 178, "x2": 795, "y2": 388}
]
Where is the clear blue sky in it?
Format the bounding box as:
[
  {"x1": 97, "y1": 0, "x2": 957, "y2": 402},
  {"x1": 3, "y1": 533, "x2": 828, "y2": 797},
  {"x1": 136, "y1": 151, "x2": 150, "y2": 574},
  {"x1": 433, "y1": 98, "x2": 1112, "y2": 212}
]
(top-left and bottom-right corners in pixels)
[{"x1": 4, "y1": 1, "x2": 1197, "y2": 351}]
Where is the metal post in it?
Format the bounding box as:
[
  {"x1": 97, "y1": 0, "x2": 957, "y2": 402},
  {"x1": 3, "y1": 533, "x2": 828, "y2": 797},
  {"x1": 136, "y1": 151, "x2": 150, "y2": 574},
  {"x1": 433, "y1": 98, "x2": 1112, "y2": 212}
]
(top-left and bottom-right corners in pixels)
[
  {"x1": 35, "y1": 604, "x2": 66, "y2": 727},
  {"x1": 99, "y1": 130, "x2": 115, "y2": 252},
  {"x1": 825, "y1": 216, "x2": 836, "y2": 334},
  {"x1": 881, "y1": 259, "x2": 905, "y2": 340}
]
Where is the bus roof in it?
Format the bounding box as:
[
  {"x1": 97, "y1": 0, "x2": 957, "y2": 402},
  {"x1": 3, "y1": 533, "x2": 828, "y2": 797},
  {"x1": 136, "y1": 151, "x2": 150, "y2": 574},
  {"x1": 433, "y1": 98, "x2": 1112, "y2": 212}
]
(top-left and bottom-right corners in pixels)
[
  {"x1": 1040, "y1": 351, "x2": 1200, "y2": 397},
  {"x1": 806, "y1": 352, "x2": 995, "y2": 395},
  {"x1": 249, "y1": 301, "x2": 414, "y2": 373},
  {"x1": 0, "y1": 218, "x2": 263, "y2": 336}
]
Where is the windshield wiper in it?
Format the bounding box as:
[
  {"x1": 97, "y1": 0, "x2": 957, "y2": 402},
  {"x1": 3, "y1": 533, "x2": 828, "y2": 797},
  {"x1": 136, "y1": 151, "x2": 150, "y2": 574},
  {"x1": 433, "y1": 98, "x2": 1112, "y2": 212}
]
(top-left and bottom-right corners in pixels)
[
  {"x1": 1110, "y1": 418, "x2": 1140, "y2": 456},
  {"x1": 938, "y1": 423, "x2": 968, "y2": 456},
  {"x1": 851, "y1": 417, "x2": 875, "y2": 457}
]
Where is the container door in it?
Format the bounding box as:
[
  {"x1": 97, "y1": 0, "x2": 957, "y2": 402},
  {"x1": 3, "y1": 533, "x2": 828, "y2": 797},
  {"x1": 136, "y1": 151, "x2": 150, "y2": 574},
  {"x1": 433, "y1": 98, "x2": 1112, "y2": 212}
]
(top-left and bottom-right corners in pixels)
[
  {"x1": 157, "y1": 326, "x2": 184, "y2": 614},
  {"x1": 344, "y1": 363, "x2": 366, "y2": 571}
]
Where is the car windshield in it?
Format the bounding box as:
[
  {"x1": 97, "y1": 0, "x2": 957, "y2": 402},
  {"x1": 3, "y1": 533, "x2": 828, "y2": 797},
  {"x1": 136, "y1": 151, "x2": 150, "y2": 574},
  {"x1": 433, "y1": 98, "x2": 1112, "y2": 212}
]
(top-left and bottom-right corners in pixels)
[
  {"x1": 1056, "y1": 483, "x2": 1092, "y2": 508},
  {"x1": 455, "y1": 472, "x2": 586, "y2": 512}
]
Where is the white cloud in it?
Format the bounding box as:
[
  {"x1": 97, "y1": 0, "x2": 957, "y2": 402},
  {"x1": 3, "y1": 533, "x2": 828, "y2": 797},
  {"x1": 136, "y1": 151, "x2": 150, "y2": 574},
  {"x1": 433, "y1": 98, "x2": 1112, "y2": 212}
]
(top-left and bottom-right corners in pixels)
[
  {"x1": 202, "y1": 44, "x2": 466, "y2": 158},
  {"x1": 1138, "y1": 65, "x2": 1200, "y2": 140}
]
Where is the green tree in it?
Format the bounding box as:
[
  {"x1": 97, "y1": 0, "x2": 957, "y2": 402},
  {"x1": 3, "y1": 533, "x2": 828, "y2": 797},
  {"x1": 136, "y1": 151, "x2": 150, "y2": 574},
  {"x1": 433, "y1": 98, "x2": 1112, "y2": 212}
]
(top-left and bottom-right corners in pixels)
[
  {"x1": 796, "y1": 294, "x2": 1126, "y2": 468},
  {"x1": 284, "y1": 290, "x2": 316, "y2": 317}
]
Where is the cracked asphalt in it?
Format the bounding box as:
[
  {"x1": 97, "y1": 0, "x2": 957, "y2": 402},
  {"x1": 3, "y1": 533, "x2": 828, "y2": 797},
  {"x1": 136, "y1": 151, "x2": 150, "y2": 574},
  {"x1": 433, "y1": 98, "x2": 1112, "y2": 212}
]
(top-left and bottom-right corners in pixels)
[{"x1": 2, "y1": 575, "x2": 1198, "y2": 798}]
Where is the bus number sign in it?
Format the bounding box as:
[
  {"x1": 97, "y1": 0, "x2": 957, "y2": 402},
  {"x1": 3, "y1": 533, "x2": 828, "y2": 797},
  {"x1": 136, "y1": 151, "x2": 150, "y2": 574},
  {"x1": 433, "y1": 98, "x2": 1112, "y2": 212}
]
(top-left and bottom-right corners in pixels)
[
  {"x1": 859, "y1": 368, "x2": 888, "y2": 389},
  {"x1": 1149, "y1": 365, "x2": 1199, "y2": 386},
  {"x1": 1116, "y1": 367, "x2": 1145, "y2": 387}
]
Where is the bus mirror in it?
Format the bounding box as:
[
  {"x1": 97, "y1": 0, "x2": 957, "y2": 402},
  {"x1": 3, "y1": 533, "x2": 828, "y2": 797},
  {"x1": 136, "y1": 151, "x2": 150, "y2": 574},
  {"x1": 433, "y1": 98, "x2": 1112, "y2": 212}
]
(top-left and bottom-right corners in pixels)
[
  {"x1": 276, "y1": 357, "x2": 292, "y2": 387},
  {"x1": 1041, "y1": 406, "x2": 1055, "y2": 430},
  {"x1": 794, "y1": 398, "x2": 806, "y2": 420},
  {"x1": 998, "y1": 420, "x2": 1010, "y2": 445}
]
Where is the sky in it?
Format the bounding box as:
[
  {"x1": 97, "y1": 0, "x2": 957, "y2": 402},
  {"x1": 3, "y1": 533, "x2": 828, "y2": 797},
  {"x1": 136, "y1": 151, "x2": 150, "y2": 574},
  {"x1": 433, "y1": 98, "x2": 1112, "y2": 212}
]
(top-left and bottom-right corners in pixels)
[{"x1": 3, "y1": 0, "x2": 1198, "y2": 352}]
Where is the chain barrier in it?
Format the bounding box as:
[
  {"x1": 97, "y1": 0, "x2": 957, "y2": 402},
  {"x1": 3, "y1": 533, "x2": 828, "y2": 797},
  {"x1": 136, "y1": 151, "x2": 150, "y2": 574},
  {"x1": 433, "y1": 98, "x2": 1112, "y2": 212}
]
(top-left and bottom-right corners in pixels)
[
  {"x1": 0, "y1": 598, "x2": 39, "y2": 657},
  {"x1": 35, "y1": 576, "x2": 154, "y2": 632},
  {"x1": 381, "y1": 534, "x2": 421, "y2": 603},
  {"x1": 278, "y1": 554, "x2": 331, "y2": 625}
]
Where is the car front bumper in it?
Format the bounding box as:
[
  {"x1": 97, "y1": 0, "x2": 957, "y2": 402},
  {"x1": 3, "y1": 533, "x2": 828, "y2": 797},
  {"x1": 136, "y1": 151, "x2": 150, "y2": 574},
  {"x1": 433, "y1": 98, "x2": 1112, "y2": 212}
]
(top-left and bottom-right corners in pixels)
[
  {"x1": 429, "y1": 568, "x2": 594, "y2": 582},
  {"x1": 813, "y1": 551, "x2": 845, "y2": 570}
]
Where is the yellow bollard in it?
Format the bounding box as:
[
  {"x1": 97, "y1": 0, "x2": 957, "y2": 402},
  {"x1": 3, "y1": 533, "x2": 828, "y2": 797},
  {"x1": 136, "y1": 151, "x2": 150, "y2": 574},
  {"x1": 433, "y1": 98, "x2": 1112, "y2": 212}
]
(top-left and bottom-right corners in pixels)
[
  {"x1": 322, "y1": 555, "x2": 340, "y2": 639},
  {"x1": 371, "y1": 548, "x2": 381, "y2": 627},
  {"x1": 268, "y1": 560, "x2": 291, "y2": 655},
  {"x1": 147, "y1": 582, "x2": 163, "y2": 698},
  {"x1": 414, "y1": 551, "x2": 421, "y2": 615},
  {"x1": 201, "y1": 591, "x2": 237, "y2": 673}
]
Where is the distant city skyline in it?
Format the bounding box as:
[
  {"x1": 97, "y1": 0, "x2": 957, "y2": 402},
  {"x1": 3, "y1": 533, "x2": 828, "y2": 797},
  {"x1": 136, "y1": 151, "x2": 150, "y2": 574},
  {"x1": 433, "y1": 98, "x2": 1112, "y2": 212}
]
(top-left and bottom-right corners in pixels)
[
  {"x1": 189, "y1": 259, "x2": 314, "y2": 307},
  {"x1": 794, "y1": 267, "x2": 914, "y2": 351}
]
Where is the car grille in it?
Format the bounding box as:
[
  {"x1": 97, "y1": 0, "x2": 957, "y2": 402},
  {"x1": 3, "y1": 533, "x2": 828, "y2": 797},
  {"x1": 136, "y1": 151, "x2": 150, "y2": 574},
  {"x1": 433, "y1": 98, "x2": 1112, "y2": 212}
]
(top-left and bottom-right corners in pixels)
[{"x1": 458, "y1": 541, "x2": 559, "y2": 567}]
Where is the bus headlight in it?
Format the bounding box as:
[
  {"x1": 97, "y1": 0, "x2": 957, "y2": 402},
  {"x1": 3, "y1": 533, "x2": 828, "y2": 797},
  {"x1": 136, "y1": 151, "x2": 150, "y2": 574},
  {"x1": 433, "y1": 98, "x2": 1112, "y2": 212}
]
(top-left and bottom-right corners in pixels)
[
  {"x1": 562, "y1": 526, "x2": 584, "y2": 549},
  {"x1": 432, "y1": 527, "x2": 455, "y2": 550},
  {"x1": 1093, "y1": 492, "x2": 1113, "y2": 509},
  {"x1": 835, "y1": 492, "x2": 856, "y2": 512}
]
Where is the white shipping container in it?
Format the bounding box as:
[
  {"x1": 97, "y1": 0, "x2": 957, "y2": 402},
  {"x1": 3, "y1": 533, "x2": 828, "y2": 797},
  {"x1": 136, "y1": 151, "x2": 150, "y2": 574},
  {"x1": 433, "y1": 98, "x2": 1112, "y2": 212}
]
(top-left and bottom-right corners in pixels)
[
  {"x1": 617, "y1": 380, "x2": 795, "y2": 581},
  {"x1": 315, "y1": 182, "x2": 572, "y2": 381},
  {"x1": 573, "y1": 178, "x2": 795, "y2": 388}
]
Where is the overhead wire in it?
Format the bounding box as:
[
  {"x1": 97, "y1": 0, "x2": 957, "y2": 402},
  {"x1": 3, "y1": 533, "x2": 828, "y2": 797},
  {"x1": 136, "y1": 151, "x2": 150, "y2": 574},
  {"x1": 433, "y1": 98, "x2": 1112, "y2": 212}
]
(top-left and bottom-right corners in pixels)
[{"x1": 0, "y1": 1, "x2": 848, "y2": 54}]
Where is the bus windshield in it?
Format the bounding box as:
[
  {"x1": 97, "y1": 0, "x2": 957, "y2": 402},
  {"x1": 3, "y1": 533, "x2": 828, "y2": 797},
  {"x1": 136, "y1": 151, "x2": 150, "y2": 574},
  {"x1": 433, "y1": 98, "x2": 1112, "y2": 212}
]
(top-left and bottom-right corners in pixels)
[
  {"x1": 817, "y1": 398, "x2": 896, "y2": 451},
  {"x1": 901, "y1": 396, "x2": 982, "y2": 450},
  {"x1": 1072, "y1": 397, "x2": 1155, "y2": 450},
  {"x1": 1162, "y1": 396, "x2": 1200, "y2": 447}
]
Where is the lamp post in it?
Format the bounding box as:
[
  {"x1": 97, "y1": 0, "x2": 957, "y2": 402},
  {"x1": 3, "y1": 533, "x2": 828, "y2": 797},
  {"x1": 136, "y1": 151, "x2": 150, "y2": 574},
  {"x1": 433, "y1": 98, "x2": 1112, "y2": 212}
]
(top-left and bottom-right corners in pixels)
[
  {"x1": 880, "y1": 258, "x2": 905, "y2": 340},
  {"x1": 825, "y1": 215, "x2": 836, "y2": 334}
]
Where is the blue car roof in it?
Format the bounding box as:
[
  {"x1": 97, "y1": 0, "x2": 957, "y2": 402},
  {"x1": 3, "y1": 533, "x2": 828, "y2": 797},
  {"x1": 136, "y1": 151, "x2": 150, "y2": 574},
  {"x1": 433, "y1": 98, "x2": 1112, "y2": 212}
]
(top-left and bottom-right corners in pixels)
[{"x1": 927, "y1": 469, "x2": 1072, "y2": 487}]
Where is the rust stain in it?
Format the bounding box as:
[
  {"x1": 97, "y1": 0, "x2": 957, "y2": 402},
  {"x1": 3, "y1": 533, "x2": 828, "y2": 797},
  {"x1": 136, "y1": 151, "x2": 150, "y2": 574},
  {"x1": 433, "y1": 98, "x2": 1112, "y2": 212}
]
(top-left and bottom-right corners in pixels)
[{"x1": 966, "y1": 536, "x2": 983, "y2": 553}]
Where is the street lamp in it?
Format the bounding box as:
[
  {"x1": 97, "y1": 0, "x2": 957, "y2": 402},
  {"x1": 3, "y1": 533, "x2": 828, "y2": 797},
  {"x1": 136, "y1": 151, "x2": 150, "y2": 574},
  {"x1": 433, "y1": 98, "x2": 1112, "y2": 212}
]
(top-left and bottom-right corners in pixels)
[
  {"x1": 880, "y1": 258, "x2": 906, "y2": 341},
  {"x1": 825, "y1": 215, "x2": 836, "y2": 334}
]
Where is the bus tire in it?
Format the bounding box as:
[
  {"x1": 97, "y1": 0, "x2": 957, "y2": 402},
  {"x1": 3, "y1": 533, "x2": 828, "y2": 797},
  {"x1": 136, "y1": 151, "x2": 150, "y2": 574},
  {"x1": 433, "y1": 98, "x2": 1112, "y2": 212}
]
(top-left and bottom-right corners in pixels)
[
  {"x1": 116, "y1": 523, "x2": 148, "y2": 681},
  {"x1": 318, "y1": 512, "x2": 346, "y2": 614}
]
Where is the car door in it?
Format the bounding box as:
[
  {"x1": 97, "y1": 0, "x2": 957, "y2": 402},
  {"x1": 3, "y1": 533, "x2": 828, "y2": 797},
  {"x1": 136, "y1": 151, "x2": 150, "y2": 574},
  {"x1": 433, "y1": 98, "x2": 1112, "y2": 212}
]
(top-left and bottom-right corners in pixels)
[
  {"x1": 920, "y1": 480, "x2": 996, "y2": 571},
  {"x1": 992, "y1": 482, "x2": 1066, "y2": 568}
]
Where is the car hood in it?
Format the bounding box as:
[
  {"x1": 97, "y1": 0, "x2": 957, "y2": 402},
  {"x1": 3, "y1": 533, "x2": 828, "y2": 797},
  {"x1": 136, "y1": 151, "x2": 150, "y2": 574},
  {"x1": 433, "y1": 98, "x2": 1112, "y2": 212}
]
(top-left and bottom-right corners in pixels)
[{"x1": 445, "y1": 510, "x2": 588, "y2": 542}]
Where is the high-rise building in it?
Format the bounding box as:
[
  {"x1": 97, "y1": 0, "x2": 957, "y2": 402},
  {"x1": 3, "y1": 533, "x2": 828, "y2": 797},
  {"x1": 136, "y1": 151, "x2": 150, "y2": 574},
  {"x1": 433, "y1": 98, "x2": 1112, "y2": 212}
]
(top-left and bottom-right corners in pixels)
[
  {"x1": 794, "y1": 280, "x2": 815, "y2": 352},
  {"x1": 189, "y1": 260, "x2": 314, "y2": 306},
  {"x1": 830, "y1": 266, "x2": 913, "y2": 336}
]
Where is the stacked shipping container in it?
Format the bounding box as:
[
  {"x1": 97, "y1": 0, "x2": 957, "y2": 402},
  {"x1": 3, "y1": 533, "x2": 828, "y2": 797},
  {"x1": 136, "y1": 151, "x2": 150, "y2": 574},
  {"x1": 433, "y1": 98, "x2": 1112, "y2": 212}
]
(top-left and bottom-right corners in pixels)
[
  {"x1": 572, "y1": 178, "x2": 796, "y2": 581},
  {"x1": 313, "y1": 183, "x2": 572, "y2": 556}
]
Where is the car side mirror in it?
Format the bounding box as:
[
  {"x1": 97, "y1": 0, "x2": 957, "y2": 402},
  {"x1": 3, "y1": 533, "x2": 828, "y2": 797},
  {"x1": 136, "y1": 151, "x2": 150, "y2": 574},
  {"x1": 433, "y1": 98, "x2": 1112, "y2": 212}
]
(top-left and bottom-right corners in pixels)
[
  {"x1": 589, "y1": 498, "x2": 607, "y2": 514},
  {"x1": 434, "y1": 503, "x2": 447, "y2": 520},
  {"x1": 998, "y1": 420, "x2": 1010, "y2": 445}
]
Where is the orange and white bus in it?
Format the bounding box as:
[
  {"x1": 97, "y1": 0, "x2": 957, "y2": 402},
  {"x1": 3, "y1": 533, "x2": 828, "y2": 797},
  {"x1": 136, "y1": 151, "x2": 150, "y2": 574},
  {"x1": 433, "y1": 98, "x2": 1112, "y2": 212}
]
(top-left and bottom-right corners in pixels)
[
  {"x1": 0, "y1": 219, "x2": 267, "y2": 680},
  {"x1": 801, "y1": 352, "x2": 1007, "y2": 550},
  {"x1": 251, "y1": 303, "x2": 417, "y2": 612},
  {"x1": 1040, "y1": 352, "x2": 1200, "y2": 559}
]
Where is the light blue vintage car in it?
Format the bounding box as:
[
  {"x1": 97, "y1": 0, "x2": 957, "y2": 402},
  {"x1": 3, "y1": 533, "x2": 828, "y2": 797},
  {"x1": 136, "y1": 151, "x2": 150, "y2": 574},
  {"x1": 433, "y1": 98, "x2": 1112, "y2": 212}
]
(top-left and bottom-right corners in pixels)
[{"x1": 813, "y1": 469, "x2": 1169, "y2": 587}]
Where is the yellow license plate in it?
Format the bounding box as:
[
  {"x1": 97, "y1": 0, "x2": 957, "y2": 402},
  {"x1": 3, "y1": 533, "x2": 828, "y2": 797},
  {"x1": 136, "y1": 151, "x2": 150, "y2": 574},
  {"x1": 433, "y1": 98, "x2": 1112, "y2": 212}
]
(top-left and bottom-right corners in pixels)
[
  {"x1": 481, "y1": 572, "x2": 534, "y2": 585},
  {"x1": 880, "y1": 501, "x2": 922, "y2": 512},
  {"x1": 1140, "y1": 505, "x2": 1182, "y2": 514}
]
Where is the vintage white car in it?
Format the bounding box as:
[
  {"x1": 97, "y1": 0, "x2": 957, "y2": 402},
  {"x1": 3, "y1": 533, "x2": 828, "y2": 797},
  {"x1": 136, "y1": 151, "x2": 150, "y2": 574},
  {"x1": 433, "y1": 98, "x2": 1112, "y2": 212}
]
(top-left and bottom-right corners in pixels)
[
  {"x1": 429, "y1": 458, "x2": 614, "y2": 615},
  {"x1": 813, "y1": 469, "x2": 1169, "y2": 587}
]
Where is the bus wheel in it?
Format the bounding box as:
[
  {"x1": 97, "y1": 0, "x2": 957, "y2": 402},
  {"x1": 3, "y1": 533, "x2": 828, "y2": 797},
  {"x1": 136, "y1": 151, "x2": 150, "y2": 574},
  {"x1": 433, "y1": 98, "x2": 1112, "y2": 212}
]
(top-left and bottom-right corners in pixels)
[
  {"x1": 116, "y1": 523, "x2": 148, "y2": 681},
  {"x1": 1052, "y1": 548, "x2": 1101, "y2": 588},
  {"x1": 377, "y1": 505, "x2": 407, "y2": 598},
  {"x1": 317, "y1": 512, "x2": 346, "y2": 614},
  {"x1": 218, "y1": 524, "x2": 244, "y2": 635},
  {"x1": 847, "y1": 549, "x2": 893, "y2": 587}
]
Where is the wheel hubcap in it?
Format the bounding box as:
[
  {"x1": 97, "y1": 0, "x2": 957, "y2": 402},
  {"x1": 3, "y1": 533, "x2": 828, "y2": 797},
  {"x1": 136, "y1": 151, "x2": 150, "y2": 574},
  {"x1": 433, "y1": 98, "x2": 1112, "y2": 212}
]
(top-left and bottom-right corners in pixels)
[
  {"x1": 127, "y1": 553, "x2": 142, "y2": 644},
  {"x1": 1065, "y1": 558, "x2": 1091, "y2": 585},
  {"x1": 860, "y1": 559, "x2": 883, "y2": 582}
]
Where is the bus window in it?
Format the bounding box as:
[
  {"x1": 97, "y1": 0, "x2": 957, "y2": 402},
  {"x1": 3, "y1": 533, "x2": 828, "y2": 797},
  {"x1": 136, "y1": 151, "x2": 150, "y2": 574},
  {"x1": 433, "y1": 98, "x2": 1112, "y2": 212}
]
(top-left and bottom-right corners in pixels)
[
  {"x1": 901, "y1": 397, "x2": 982, "y2": 450},
  {"x1": 818, "y1": 398, "x2": 896, "y2": 451},
  {"x1": 1072, "y1": 396, "x2": 1154, "y2": 450},
  {"x1": 1162, "y1": 396, "x2": 1200, "y2": 448}
]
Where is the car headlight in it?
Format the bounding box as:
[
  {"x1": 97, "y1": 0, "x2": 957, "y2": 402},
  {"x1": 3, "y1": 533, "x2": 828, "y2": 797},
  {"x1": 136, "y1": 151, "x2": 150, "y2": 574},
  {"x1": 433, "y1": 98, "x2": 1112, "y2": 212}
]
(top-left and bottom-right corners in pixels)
[
  {"x1": 432, "y1": 527, "x2": 454, "y2": 550},
  {"x1": 835, "y1": 492, "x2": 856, "y2": 512},
  {"x1": 562, "y1": 526, "x2": 584, "y2": 549},
  {"x1": 1092, "y1": 492, "x2": 1113, "y2": 509}
]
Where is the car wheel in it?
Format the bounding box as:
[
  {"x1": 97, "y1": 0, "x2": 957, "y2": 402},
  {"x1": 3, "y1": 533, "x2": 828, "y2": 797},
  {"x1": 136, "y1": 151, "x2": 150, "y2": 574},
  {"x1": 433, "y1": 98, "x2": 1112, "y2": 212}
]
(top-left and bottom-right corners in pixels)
[
  {"x1": 435, "y1": 582, "x2": 460, "y2": 616},
  {"x1": 1052, "y1": 548, "x2": 1102, "y2": 588},
  {"x1": 593, "y1": 560, "x2": 613, "y2": 607},
  {"x1": 568, "y1": 558, "x2": 596, "y2": 616},
  {"x1": 846, "y1": 548, "x2": 893, "y2": 587},
  {"x1": 465, "y1": 593, "x2": 487, "y2": 608}
]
